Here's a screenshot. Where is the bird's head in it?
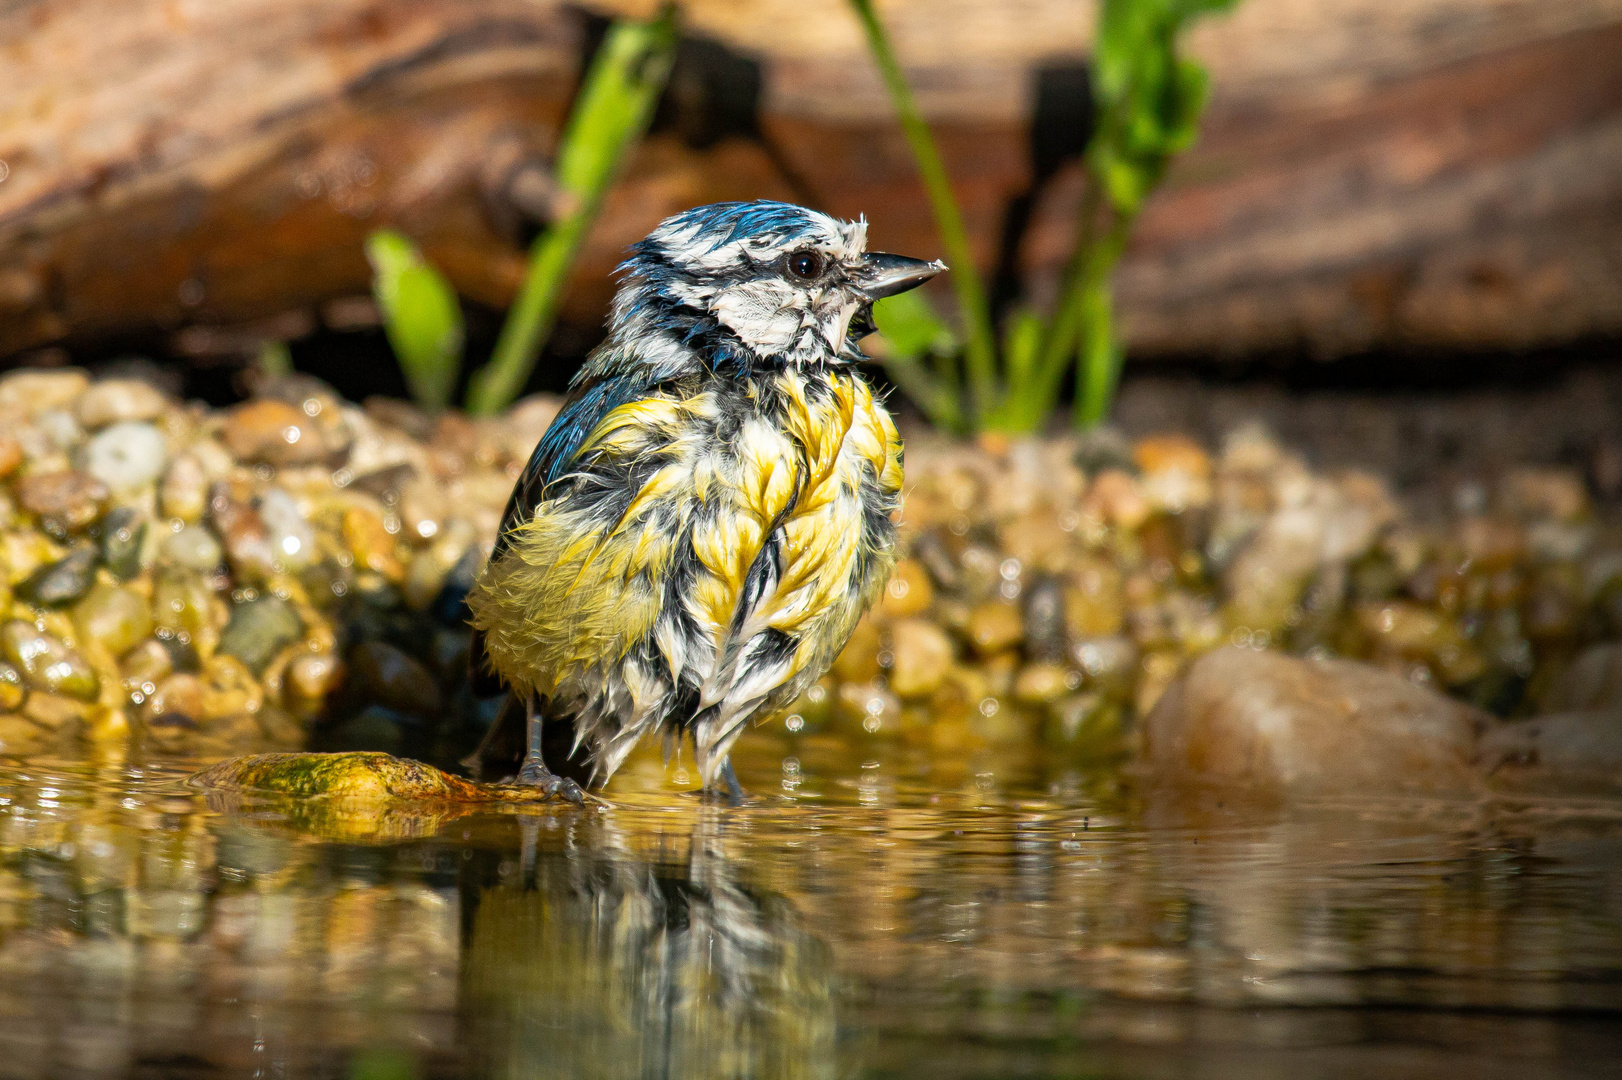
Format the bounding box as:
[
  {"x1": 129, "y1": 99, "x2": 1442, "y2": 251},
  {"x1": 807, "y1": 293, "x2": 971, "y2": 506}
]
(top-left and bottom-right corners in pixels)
[{"x1": 608, "y1": 201, "x2": 944, "y2": 372}]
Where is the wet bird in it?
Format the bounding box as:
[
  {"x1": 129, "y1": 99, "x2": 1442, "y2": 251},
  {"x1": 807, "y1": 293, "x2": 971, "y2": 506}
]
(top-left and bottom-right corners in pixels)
[{"x1": 466, "y1": 200, "x2": 943, "y2": 801}]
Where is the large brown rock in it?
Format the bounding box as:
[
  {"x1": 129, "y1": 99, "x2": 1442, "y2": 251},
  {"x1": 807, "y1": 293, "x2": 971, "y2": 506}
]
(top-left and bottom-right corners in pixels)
[{"x1": 1142, "y1": 646, "x2": 1488, "y2": 798}]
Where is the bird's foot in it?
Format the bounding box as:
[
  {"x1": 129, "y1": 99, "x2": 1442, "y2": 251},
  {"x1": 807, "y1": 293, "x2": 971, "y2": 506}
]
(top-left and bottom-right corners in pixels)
[
  {"x1": 702, "y1": 759, "x2": 748, "y2": 806},
  {"x1": 508, "y1": 757, "x2": 588, "y2": 805}
]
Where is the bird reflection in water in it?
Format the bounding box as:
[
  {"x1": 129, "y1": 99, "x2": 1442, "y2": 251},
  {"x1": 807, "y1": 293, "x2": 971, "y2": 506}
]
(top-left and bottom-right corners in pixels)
[{"x1": 459, "y1": 808, "x2": 837, "y2": 1079}]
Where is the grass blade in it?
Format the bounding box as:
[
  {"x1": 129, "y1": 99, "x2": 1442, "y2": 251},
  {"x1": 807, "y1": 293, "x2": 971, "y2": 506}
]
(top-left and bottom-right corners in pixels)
[
  {"x1": 366, "y1": 229, "x2": 465, "y2": 412},
  {"x1": 465, "y1": 9, "x2": 678, "y2": 416}
]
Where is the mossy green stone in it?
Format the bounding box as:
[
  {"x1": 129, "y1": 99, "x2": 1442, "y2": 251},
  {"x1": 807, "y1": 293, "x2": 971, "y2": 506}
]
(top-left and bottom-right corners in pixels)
[{"x1": 217, "y1": 595, "x2": 304, "y2": 673}]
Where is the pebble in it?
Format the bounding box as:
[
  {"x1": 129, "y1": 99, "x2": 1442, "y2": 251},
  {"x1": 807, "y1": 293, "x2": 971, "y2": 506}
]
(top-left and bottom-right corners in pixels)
[
  {"x1": 73, "y1": 582, "x2": 154, "y2": 657},
  {"x1": 286, "y1": 651, "x2": 344, "y2": 702},
  {"x1": 0, "y1": 369, "x2": 89, "y2": 416},
  {"x1": 17, "y1": 546, "x2": 99, "y2": 607},
  {"x1": 143, "y1": 675, "x2": 205, "y2": 722},
  {"x1": 22, "y1": 692, "x2": 91, "y2": 730},
  {"x1": 1134, "y1": 434, "x2": 1213, "y2": 512},
  {"x1": 121, "y1": 640, "x2": 174, "y2": 687},
  {"x1": 209, "y1": 484, "x2": 278, "y2": 580},
  {"x1": 1142, "y1": 647, "x2": 1487, "y2": 797},
  {"x1": 0, "y1": 620, "x2": 100, "y2": 701},
  {"x1": 159, "y1": 453, "x2": 208, "y2": 523},
  {"x1": 199, "y1": 654, "x2": 265, "y2": 720},
  {"x1": 76, "y1": 378, "x2": 169, "y2": 429},
  {"x1": 18, "y1": 470, "x2": 108, "y2": 535},
  {"x1": 100, "y1": 507, "x2": 147, "y2": 579},
  {"x1": 160, "y1": 524, "x2": 224, "y2": 571},
  {"x1": 257, "y1": 488, "x2": 315, "y2": 569},
  {"x1": 966, "y1": 601, "x2": 1024, "y2": 657},
  {"x1": 876, "y1": 558, "x2": 934, "y2": 619},
  {"x1": 887, "y1": 618, "x2": 954, "y2": 700},
  {"x1": 348, "y1": 640, "x2": 442, "y2": 716},
  {"x1": 342, "y1": 506, "x2": 404, "y2": 581},
  {"x1": 217, "y1": 595, "x2": 304, "y2": 674},
  {"x1": 81, "y1": 421, "x2": 167, "y2": 495},
  {"x1": 0, "y1": 661, "x2": 25, "y2": 711},
  {"x1": 224, "y1": 399, "x2": 332, "y2": 467},
  {"x1": 153, "y1": 568, "x2": 216, "y2": 641}
]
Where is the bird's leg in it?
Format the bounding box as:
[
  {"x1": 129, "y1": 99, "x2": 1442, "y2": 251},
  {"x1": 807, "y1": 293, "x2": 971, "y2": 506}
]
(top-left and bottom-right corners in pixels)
[
  {"x1": 514, "y1": 693, "x2": 586, "y2": 805},
  {"x1": 705, "y1": 757, "x2": 747, "y2": 806}
]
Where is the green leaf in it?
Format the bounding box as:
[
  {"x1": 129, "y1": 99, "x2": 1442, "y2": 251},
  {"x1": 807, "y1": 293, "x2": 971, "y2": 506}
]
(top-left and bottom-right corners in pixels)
[
  {"x1": 366, "y1": 230, "x2": 464, "y2": 412},
  {"x1": 872, "y1": 290, "x2": 957, "y2": 359}
]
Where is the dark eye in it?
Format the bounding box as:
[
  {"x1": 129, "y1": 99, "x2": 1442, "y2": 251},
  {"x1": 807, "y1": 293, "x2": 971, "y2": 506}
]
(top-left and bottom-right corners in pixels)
[{"x1": 785, "y1": 249, "x2": 823, "y2": 281}]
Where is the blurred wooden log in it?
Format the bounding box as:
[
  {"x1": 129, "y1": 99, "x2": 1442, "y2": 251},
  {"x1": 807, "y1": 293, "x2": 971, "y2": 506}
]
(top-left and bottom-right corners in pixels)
[{"x1": 2, "y1": 0, "x2": 1621, "y2": 363}]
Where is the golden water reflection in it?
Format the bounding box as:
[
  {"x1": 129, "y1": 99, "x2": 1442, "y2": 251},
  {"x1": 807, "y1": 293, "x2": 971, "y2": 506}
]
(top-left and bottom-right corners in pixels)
[{"x1": 0, "y1": 748, "x2": 1619, "y2": 1078}]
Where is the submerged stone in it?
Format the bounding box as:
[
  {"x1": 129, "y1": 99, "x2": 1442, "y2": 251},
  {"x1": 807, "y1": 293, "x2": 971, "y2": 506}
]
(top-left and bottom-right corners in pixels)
[{"x1": 190, "y1": 751, "x2": 561, "y2": 802}]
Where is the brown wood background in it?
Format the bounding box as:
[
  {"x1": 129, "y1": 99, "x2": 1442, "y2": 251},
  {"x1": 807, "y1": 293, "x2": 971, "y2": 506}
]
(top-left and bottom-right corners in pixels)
[{"x1": 2, "y1": 0, "x2": 1620, "y2": 365}]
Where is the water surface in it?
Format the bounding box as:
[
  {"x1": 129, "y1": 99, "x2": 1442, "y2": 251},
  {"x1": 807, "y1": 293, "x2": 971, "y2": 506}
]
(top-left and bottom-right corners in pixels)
[{"x1": 1, "y1": 738, "x2": 1619, "y2": 1079}]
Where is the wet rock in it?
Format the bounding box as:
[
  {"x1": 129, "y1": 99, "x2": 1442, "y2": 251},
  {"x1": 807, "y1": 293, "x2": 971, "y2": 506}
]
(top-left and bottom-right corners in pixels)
[
  {"x1": 18, "y1": 470, "x2": 108, "y2": 536},
  {"x1": 76, "y1": 378, "x2": 169, "y2": 429},
  {"x1": 73, "y1": 582, "x2": 154, "y2": 657},
  {"x1": 0, "y1": 662, "x2": 25, "y2": 710},
  {"x1": 286, "y1": 651, "x2": 344, "y2": 702},
  {"x1": 342, "y1": 506, "x2": 404, "y2": 581},
  {"x1": 1480, "y1": 711, "x2": 1622, "y2": 792},
  {"x1": 144, "y1": 674, "x2": 205, "y2": 721},
  {"x1": 159, "y1": 453, "x2": 208, "y2": 523},
  {"x1": 349, "y1": 640, "x2": 442, "y2": 716},
  {"x1": 152, "y1": 568, "x2": 216, "y2": 643},
  {"x1": 256, "y1": 488, "x2": 315, "y2": 569},
  {"x1": 966, "y1": 601, "x2": 1023, "y2": 657},
  {"x1": 16, "y1": 546, "x2": 98, "y2": 607},
  {"x1": 120, "y1": 639, "x2": 174, "y2": 688},
  {"x1": 80, "y1": 421, "x2": 167, "y2": 495},
  {"x1": 23, "y1": 691, "x2": 92, "y2": 729},
  {"x1": 1082, "y1": 470, "x2": 1150, "y2": 531},
  {"x1": 1142, "y1": 647, "x2": 1487, "y2": 798},
  {"x1": 887, "y1": 617, "x2": 954, "y2": 700},
  {"x1": 199, "y1": 654, "x2": 265, "y2": 719},
  {"x1": 100, "y1": 507, "x2": 147, "y2": 579},
  {"x1": 159, "y1": 523, "x2": 223, "y2": 570},
  {"x1": 208, "y1": 483, "x2": 277, "y2": 580},
  {"x1": 1071, "y1": 635, "x2": 1139, "y2": 697},
  {"x1": 1022, "y1": 576, "x2": 1068, "y2": 662},
  {"x1": 876, "y1": 558, "x2": 933, "y2": 619},
  {"x1": 0, "y1": 621, "x2": 100, "y2": 702},
  {"x1": 1134, "y1": 434, "x2": 1213, "y2": 513},
  {"x1": 1013, "y1": 662, "x2": 1074, "y2": 705},
  {"x1": 830, "y1": 616, "x2": 883, "y2": 683},
  {"x1": 191, "y1": 751, "x2": 563, "y2": 803},
  {"x1": 0, "y1": 716, "x2": 48, "y2": 755},
  {"x1": 217, "y1": 595, "x2": 304, "y2": 674},
  {"x1": 224, "y1": 399, "x2": 334, "y2": 467},
  {"x1": 1541, "y1": 642, "x2": 1622, "y2": 712},
  {"x1": 0, "y1": 369, "x2": 89, "y2": 415}
]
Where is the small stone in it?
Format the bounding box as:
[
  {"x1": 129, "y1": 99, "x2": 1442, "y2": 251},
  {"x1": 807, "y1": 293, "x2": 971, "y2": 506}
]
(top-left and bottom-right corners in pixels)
[
  {"x1": 876, "y1": 558, "x2": 933, "y2": 619},
  {"x1": 1022, "y1": 576, "x2": 1068, "y2": 662},
  {"x1": 0, "y1": 716, "x2": 48, "y2": 755},
  {"x1": 159, "y1": 524, "x2": 223, "y2": 571},
  {"x1": 342, "y1": 506, "x2": 404, "y2": 581},
  {"x1": 80, "y1": 421, "x2": 167, "y2": 496},
  {"x1": 22, "y1": 692, "x2": 91, "y2": 730},
  {"x1": 121, "y1": 639, "x2": 174, "y2": 687},
  {"x1": 1013, "y1": 662, "x2": 1074, "y2": 705},
  {"x1": 159, "y1": 453, "x2": 209, "y2": 523},
  {"x1": 256, "y1": 488, "x2": 315, "y2": 569},
  {"x1": 152, "y1": 568, "x2": 216, "y2": 641},
  {"x1": 100, "y1": 507, "x2": 147, "y2": 579},
  {"x1": 217, "y1": 595, "x2": 305, "y2": 674},
  {"x1": 1134, "y1": 434, "x2": 1213, "y2": 512},
  {"x1": 18, "y1": 470, "x2": 109, "y2": 536},
  {"x1": 73, "y1": 582, "x2": 154, "y2": 657},
  {"x1": 144, "y1": 674, "x2": 205, "y2": 721},
  {"x1": 224, "y1": 399, "x2": 333, "y2": 467},
  {"x1": 966, "y1": 601, "x2": 1024, "y2": 657},
  {"x1": 16, "y1": 546, "x2": 99, "y2": 607},
  {"x1": 36, "y1": 408, "x2": 83, "y2": 452},
  {"x1": 1065, "y1": 557, "x2": 1124, "y2": 638},
  {"x1": 1082, "y1": 470, "x2": 1150, "y2": 532},
  {"x1": 199, "y1": 654, "x2": 265, "y2": 720},
  {"x1": 1142, "y1": 647, "x2": 1487, "y2": 798},
  {"x1": 0, "y1": 661, "x2": 25, "y2": 710},
  {"x1": 209, "y1": 483, "x2": 277, "y2": 580},
  {"x1": 0, "y1": 620, "x2": 100, "y2": 701},
  {"x1": 0, "y1": 369, "x2": 89, "y2": 415},
  {"x1": 887, "y1": 618, "x2": 955, "y2": 700},
  {"x1": 349, "y1": 640, "x2": 441, "y2": 717},
  {"x1": 76, "y1": 379, "x2": 169, "y2": 429},
  {"x1": 831, "y1": 615, "x2": 883, "y2": 683},
  {"x1": 286, "y1": 652, "x2": 343, "y2": 702}
]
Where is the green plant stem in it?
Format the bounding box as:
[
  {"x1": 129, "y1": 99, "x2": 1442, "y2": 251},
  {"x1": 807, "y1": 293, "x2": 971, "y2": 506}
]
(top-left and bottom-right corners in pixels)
[
  {"x1": 465, "y1": 9, "x2": 677, "y2": 416},
  {"x1": 848, "y1": 0, "x2": 998, "y2": 423}
]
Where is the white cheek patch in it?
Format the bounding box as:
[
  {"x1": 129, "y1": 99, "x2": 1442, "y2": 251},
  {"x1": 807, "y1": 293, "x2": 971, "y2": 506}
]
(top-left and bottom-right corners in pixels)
[{"x1": 713, "y1": 281, "x2": 801, "y2": 353}]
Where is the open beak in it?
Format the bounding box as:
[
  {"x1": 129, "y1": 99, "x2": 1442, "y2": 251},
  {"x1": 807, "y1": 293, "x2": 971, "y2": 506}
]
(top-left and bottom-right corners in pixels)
[{"x1": 852, "y1": 252, "x2": 947, "y2": 301}]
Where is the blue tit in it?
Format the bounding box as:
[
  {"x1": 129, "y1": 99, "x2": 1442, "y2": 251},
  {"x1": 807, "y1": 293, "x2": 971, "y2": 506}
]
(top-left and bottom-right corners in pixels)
[{"x1": 466, "y1": 200, "x2": 943, "y2": 801}]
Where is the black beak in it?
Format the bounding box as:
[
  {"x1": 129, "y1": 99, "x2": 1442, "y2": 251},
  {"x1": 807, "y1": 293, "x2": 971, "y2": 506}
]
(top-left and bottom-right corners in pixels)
[{"x1": 852, "y1": 252, "x2": 946, "y2": 301}]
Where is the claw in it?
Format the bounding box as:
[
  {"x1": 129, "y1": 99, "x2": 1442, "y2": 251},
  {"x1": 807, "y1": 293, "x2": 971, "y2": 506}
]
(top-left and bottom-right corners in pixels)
[{"x1": 510, "y1": 757, "x2": 590, "y2": 805}]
